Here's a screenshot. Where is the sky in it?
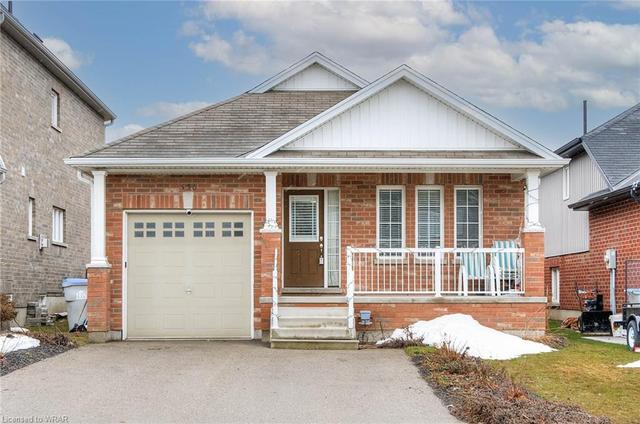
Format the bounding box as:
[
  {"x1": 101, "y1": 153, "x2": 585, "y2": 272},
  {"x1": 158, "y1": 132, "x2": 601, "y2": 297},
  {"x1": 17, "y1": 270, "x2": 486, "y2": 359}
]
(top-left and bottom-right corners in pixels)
[{"x1": 7, "y1": 0, "x2": 640, "y2": 150}]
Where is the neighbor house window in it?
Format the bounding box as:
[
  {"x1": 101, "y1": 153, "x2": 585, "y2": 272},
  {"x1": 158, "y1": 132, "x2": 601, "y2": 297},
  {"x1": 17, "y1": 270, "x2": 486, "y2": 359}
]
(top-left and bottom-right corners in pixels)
[
  {"x1": 52, "y1": 207, "x2": 65, "y2": 243},
  {"x1": 28, "y1": 197, "x2": 35, "y2": 237},
  {"x1": 289, "y1": 195, "x2": 319, "y2": 242},
  {"x1": 51, "y1": 89, "x2": 60, "y2": 128},
  {"x1": 377, "y1": 187, "x2": 404, "y2": 254},
  {"x1": 416, "y1": 187, "x2": 443, "y2": 248},
  {"x1": 562, "y1": 166, "x2": 570, "y2": 200},
  {"x1": 551, "y1": 267, "x2": 560, "y2": 304},
  {"x1": 455, "y1": 187, "x2": 481, "y2": 248}
]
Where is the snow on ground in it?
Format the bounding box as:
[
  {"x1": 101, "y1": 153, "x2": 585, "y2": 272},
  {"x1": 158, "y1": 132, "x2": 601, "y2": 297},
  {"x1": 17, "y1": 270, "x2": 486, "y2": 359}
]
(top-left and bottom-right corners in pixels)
[
  {"x1": 378, "y1": 313, "x2": 554, "y2": 360},
  {"x1": 617, "y1": 359, "x2": 640, "y2": 368},
  {"x1": 0, "y1": 334, "x2": 40, "y2": 354}
]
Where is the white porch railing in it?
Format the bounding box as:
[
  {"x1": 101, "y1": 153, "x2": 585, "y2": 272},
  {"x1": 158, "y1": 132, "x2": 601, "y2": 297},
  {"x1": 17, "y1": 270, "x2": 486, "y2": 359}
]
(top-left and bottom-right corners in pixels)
[
  {"x1": 271, "y1": 248, "x2": 279, "y2": 330},
  {"x1": 346, "y1": 247, "x2": 525, "y2": 296}
]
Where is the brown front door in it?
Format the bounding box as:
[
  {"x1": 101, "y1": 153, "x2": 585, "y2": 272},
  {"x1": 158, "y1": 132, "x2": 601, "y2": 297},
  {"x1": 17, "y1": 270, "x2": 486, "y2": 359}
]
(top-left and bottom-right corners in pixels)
[{"x1": 284, "y1": 190, "x2": 324, "y2": 287}]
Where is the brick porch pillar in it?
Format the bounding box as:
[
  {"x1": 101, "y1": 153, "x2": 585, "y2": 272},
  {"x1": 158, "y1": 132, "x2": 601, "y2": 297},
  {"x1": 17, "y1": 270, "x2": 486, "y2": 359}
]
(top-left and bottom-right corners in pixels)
[
  {"x1": 522, "y1": 229, "x2": 545, "y2": 297},
  {"x1": 87, "y1": 266, "x2": 112, "y2": 342},
  {"x1": 259, "y1": 170, "x2": 281, "y2": 340}
]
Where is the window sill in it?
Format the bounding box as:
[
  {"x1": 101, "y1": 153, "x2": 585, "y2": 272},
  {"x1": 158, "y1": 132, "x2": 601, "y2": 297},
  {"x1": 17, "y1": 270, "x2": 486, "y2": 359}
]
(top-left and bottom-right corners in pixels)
[
  {"x1": 51, "y1": 125, "x2": 62, "y2": 133},
  {"x1": 27, "y1": 235, "x2": 37, "y2": 241},
  {"x1": 51, "y1": 241, "x2": 67, "y2": 248}
]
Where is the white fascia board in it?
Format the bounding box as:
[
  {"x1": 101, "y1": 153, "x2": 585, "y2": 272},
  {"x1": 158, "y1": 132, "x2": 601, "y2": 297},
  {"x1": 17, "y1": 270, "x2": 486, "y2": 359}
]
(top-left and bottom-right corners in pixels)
[
  {"x1": 613, "y1": 168, "x2": 640, "y2": 190},
  {"x1": 65, "y1": 156, "x2": 569, "y2": 172},
  {"x1": 248, "y1": 52, "x2": 368, "y2": 94},
  {"x1": 247, "y1": 65, "x2": 562, "y2": 160}
]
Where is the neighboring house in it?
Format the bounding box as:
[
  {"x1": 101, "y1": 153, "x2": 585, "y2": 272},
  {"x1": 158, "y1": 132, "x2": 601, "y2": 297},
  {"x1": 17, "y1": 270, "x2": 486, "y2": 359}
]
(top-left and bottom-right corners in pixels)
[
  {"x1": 0, "y1": 6, "x2": 115, "y2": 323},
  {"x1": 540, "y1": 104, "x2": 640, "y2": 317},
  {"x1": 66, "y1": 52, "x2": 567, "y2": 345}
]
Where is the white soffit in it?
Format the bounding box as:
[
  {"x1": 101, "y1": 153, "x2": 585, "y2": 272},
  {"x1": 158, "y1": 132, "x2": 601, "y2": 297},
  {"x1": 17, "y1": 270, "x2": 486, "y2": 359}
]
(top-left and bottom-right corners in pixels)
[
  {"x1": 248, "y1": 65, "x2": 562, "y2": 160},
  {"x1": 248, "y1": 52, "x2": 368, "y2": 94}
]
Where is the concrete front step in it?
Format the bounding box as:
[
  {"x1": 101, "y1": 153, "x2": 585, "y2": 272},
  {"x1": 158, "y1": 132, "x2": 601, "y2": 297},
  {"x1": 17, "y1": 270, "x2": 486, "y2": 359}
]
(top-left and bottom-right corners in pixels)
[
  {"x1": 270, "y1": 338, "x2": 359, "y2": 350},
  {"x1": 278, "y1": 316, "x2": 349, "y2": 328},
  {"x1": 278, "y1": 306, "x2": 348, "y2": 318},
  {"x1": 271, "y1": 327, "x2": 355, "y2": 340}
]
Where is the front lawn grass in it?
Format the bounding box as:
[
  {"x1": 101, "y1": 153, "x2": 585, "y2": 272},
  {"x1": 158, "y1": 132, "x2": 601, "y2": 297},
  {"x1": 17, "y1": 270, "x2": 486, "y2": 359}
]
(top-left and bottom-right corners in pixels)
[{"x1": 406, "y1": 321, "x2": 638, "y2": 424}]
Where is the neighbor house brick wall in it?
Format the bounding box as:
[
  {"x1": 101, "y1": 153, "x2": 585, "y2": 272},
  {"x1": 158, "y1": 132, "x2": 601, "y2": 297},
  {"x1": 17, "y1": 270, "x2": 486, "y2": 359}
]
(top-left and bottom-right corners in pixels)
[
  {"x1": 0, "y1": 29, "x2": 105, "y2": 308},
  {"x1": 545, "y1": 199, "x2": 640, "y2": 311}
]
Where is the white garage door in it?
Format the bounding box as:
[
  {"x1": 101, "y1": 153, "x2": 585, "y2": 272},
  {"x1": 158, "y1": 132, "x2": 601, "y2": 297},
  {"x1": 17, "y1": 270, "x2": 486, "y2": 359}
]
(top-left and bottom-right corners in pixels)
[{"x1": 126, "y1": 213, "x2": 252, "y2": 339}]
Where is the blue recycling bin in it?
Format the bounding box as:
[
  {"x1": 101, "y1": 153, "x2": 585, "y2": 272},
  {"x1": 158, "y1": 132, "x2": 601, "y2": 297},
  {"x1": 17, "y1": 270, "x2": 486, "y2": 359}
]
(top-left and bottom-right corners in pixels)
[{"x1": 61, "y1": 278, "x2": 88, "y2": 331}]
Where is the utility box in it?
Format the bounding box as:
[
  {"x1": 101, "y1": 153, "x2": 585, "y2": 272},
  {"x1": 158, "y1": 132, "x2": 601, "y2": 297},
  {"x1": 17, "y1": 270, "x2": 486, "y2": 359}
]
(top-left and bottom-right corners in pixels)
[{"x1": 604, "y1": 249, "x2": 617, "y2": 269}]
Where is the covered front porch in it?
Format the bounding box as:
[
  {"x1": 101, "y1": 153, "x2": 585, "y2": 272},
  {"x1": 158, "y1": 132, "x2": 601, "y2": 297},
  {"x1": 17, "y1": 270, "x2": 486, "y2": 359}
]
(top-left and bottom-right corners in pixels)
[{"x1": 260, "y1": 170, "x2": 547, "y2": 343}]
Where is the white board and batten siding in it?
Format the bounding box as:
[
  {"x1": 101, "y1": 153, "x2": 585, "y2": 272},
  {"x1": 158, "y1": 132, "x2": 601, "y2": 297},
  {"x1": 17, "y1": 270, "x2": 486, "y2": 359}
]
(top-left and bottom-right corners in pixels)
[
  {"x1": 283, "y1": 80, "x2": 523, "y2": 151},
  {"x1": 540, "y1": 152, "x2": 608, "y2": 258},
  {"x1": 273, "y1": 63, "x2": 359, "y2": 91}
]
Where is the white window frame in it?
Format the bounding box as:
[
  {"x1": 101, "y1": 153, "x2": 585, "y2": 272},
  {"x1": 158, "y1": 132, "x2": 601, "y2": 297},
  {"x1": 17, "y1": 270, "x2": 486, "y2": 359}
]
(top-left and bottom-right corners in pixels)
[
  {"x1": 28, "y1": 197, "x2": 35, "y2": 237},
  {"x1": 415, "y1": 186, "x2": 444, "y2": 249},
  {"x1": 551, "y1": 267, "x2": 560, "y2": 304},
  {"x1": 288, "y1": 194, "x2": 319, "y2": 242},
  {"x1": 376, "y1": 186, "x2": 405, "y2": 253},
  {"x1": 52, "y1": 207, "x2": 65, "y2": 243},
  {"x1": 454, "y1": 186, "x2": 483, "y2": 248},
  {"x1": 51, "y1": 89, "x2": 60, "y2": 129},
  {"x1": 562, "y1": 165, "x2": 570, "y2": 200}
]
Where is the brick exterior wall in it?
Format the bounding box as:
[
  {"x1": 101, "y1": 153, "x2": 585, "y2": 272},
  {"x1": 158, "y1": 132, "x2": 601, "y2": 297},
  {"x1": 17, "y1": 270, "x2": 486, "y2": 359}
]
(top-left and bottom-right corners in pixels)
[
  {"x1": 0, "y1": 29, "x2": 105, "y2": 307},
  {"x1": 545, "y1": 198, "x2": 640, "y2": 311},
  {"x1": 96, "y1": 172, "x2": 545, "y2": 338}
]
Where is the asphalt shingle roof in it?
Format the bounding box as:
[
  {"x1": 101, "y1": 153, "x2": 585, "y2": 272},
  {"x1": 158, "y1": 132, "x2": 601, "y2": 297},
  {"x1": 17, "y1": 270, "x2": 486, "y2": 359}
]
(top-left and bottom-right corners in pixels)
[
  {"x1": 78, "y1": 91, "x2": 354, "y2": 158},
  {"x1": 580, "y1": 103, "x2": 640, "y2": 187}
]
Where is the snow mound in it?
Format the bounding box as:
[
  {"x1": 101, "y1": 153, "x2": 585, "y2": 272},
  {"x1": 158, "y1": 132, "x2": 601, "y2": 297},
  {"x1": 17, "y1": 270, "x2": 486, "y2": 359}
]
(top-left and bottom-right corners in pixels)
[
  {"x1": 617, "y1": 359, "x2": 640, "y2": 368},
  {"x1": 378, "y1": 313, "x2": 554, "y2": 360},
  {"x1": 1, "y1": 334, "x2": 40, "y2": 354}
]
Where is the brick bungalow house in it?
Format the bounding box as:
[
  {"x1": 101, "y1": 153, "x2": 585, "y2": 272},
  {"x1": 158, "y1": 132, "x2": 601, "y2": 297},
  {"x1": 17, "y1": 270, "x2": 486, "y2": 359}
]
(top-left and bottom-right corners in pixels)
[
  {"x1": 66, "y1": 53, "x2": 567, "y2": 346},
  {"x1": 541, "y1": 104, "x2": 640, "y2": 318},
  {"x1": 0, "y1": 5, "x2": 115, "y2": 323}
]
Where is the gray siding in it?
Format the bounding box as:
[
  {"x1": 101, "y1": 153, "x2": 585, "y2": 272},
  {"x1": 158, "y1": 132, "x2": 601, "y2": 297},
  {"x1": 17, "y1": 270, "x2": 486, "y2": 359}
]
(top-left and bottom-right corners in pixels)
[{"x1": 540, "y1": 152, "x2": 607, "y2": 257}]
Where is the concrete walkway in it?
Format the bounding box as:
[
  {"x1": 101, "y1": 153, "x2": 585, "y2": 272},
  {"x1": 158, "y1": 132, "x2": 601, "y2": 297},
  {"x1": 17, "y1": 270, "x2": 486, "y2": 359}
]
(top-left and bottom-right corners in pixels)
[{"x1": 0, "y1": 341, "x2": 457, "y2": 424}]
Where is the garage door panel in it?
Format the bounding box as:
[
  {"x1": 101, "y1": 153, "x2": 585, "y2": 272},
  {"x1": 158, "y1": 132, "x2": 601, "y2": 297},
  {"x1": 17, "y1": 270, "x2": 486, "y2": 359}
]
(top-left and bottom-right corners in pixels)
[{"x1": 127, "y1": 213, "x2": 251, "y2": 339}]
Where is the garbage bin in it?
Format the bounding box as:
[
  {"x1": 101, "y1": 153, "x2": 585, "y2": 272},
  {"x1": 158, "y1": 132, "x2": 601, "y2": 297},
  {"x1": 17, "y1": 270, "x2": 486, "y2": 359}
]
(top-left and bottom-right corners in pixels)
[{"x1": 62, "y1": 278, "x2": 88, "y2": 331}]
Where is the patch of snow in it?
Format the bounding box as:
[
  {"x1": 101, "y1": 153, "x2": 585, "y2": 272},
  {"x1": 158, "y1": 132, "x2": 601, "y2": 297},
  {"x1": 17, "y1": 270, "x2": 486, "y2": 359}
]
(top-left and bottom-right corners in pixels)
[
  {"x1": 378, "y1": 313, "x2": 554, "y2": 360},
  {"x1": 10, "y1": 326, "x2": 29, "y2": 334},
  {"x1": 0, "y1": 334, "x2": 40, "y2": 354},
  {"x1": 617, "y1": 359, "x2": 640, "y2": 368}
]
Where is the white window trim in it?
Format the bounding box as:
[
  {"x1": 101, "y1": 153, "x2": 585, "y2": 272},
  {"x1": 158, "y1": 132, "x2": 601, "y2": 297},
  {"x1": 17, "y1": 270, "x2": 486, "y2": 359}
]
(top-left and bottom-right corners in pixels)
[
  {"x1": 52, "y1": 207, "x2": 65, "y2": 244},
  {"x1": 562, "y1": 166, "x2": 570, "y2": 200},
  {"x1": 324, "y1": 188, "x2": 341, "y2": 288},
  {"x1": 51, "y1": 89, "x2": 60, "y2": 129},
  {"x1": 288, "y1": 194, "x2": 320, "y2": 242},
  {"x1": 551, "y1": 267, "x2": 560, "y2": 304},
  {"x1": 28, "y1": 197, "x2": 35, "y2": 237},
  {"x1": 454, "y1": 186, "x2": 483, "y2": 249},
  {"x1": 415, "y1": 185, "x2": 444, "y2": 249},
  {"x1": 376, "y1": 185, "x2": 406, "y2": 251}
]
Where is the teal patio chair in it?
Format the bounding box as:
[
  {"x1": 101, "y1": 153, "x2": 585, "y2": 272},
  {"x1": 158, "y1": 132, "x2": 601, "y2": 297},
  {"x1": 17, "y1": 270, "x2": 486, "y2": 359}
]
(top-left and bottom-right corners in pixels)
[
  {"x1": 457, "y1": 250, "x2": 497, "y2": 296},
  {"x1": 491, "y1": 240, "x2": 521, "y2": 294}
]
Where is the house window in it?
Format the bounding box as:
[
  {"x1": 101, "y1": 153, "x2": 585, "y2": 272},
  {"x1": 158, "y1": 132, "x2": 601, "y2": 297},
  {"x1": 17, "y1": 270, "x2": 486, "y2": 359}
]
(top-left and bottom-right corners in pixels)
[
  {"x1": 551, "y1": 267, "x2": 560, "y2": 304},
  {"x1": 455, "y1": 187, "x2": 481, "y2": 248},
  {"x1": 52, "y1": 207, "x2": 65, "y2": 243},
  {"x1": 289, "y1": 195, "x2": 319, "y2": 242},
  {"x1": 28, "y1": 197, "x2": 35, "y2": 237},
  {"x1": 326, "y1": 189, "x2": 340, "y2": 287},
  {"x1": 416, "y1": 187, "x2": 443, "y2": 248},
  {"x1": 377, "y1": 187, "x2": 404, "y2": 253},
  {"x1": 51, "y1": 90, "x2": 60, "y2": 128},
  {"x1": 562, "y1": 166, "x2": 570, "y2": 200}
]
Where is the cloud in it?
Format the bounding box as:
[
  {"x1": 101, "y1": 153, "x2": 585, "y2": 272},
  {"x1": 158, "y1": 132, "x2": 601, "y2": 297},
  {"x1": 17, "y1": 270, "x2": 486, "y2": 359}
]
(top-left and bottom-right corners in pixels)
[
  {"x1": 137, "y1": 101, "x2": 209, "y2": 120},
  {"x1": 43, "y1": 37, "x2": 91, "y2": 70},
  {"x1": 106, "y1": 124, "x2": 145, "y2": 143},
  {"x1": 183, "y1": 1, "x2": 639, "y2": 111}
]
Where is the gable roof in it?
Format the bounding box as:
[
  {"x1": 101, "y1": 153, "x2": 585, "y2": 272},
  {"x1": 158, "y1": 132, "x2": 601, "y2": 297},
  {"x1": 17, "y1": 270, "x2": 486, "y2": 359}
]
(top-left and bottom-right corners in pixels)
[
  {"x1": 0, "y1": 5, "x2": 115, "y2": 121},
  {"x1": 248, "y1": 52, "x2": 368, "y2": 93},
  {"x1": 247, "y1": 65, "x2": 561, "y2": 160},
  {"x1": 75, "y1": 91, "x2": 352, "y2": 158}
]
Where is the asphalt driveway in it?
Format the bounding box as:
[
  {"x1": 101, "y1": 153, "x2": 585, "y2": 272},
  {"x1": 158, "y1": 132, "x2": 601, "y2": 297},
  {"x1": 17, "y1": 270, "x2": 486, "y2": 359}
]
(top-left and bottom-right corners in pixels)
[{"x1": 0, "y1": 341, "x2": 457, "y2": 423}]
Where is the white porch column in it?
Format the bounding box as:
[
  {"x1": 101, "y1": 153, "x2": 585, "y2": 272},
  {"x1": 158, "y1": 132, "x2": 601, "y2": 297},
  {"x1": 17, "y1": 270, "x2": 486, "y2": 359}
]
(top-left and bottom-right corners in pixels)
[
  {"x1": 88, "y1": 170, "x2": 110, "y2": 267},
  {"x1": 524, "y1": 169, "x2": 544, "y2": 231},
  {"x1": 261, "y1": 171, "x2": 280, "y2": 232}
]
